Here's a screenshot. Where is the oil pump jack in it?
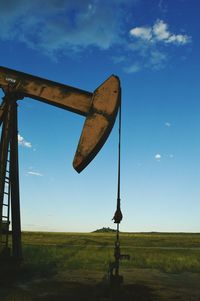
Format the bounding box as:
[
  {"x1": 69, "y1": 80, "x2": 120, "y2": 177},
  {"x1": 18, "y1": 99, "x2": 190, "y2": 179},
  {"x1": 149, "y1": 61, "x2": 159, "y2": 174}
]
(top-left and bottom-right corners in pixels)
[{"x1": 0, "y1": 66, "x2": 121, "y2": 261}]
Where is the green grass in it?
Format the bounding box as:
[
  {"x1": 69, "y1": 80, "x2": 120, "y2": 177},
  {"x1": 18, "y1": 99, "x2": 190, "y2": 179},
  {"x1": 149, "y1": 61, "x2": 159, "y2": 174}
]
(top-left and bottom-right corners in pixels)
[
  {"x1": 1, "y1": 232, "x2": 200, "y2": 300},
  {"x1": 20, "y1": 231, "x2": 200, "y2": 276}
]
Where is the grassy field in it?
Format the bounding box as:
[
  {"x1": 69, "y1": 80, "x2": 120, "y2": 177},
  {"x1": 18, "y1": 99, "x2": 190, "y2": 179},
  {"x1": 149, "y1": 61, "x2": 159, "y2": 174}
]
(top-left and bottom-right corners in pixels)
[{"x1": 1, "y1": 231, "x2": 200, "y2": 300}]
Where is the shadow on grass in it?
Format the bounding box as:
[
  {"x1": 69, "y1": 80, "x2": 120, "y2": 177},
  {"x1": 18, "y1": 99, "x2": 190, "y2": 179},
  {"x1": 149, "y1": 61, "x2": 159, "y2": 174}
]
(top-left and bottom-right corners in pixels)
[
  {"x1": 0, "y1": 255, "x2": 157, "y2": 300},
  {"x1": 0, "y1": 258, "x2": 57, "y2": 285},
  {"x1": 1, "y1": 282, "x2": 157, "y2": 301}
]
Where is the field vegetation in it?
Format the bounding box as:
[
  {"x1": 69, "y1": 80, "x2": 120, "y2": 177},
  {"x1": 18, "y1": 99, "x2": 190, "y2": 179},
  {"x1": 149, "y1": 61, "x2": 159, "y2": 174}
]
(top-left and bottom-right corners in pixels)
[
  {"x1": 1, "y1": 231, "x2": 200, "y2": 300},
  {"x1": 22, "y1": 231, "x2": 200, "y2": 274}
]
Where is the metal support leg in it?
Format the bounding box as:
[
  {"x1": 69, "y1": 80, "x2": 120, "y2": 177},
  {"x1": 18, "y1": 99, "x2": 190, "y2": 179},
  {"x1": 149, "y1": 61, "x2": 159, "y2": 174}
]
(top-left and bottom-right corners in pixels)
[
  {"x1": 10, "y1": 102, "x2": 22, "y2": 260},
  {"x1": 0, "y1": 99, "x2": 13, "y2": 255},
  {"x1": 0, "y1": 95, "x2": 22, "y2": 260}
]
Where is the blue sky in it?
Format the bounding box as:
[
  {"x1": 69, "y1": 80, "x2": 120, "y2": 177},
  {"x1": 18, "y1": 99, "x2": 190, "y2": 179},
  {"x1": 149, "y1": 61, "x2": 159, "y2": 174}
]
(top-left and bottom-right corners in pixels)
[{"x1": 0, "y1": 0, "x2": 200, "y2": 232}]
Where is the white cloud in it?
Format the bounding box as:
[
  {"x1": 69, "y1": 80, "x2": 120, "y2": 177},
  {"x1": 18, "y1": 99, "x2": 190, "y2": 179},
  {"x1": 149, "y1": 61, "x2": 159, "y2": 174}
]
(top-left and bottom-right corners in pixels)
[
  {"x1": 28, "y1": 171, "x2": 43, "y2": 177},
  {"x1": 130, "y1": 27, "x2": 152, "y2": 41},
  {"x1": 18, "y1": 134, "x2": 32, "y2": 148},
  {"x1": 155, "y1": 153, "x2": 162, "y2": 161},
  {"x1": 165, "y1": 122, "x2": 171, "y2": 127},
  {"x1": 126, "y1": 19, "x2": 191, "y2": 73},
  {"x1": 153, "y1": 20, "x2": 170, "y2": 41},
  {"x1": 130, "y1": 20, "x2": 190, "y2": 45},
  {"x1": 154, "y1": 20, "x2": 190, "y2": 44},
  {"x1": 166, "y1": 34, "x2": 189, "y2": 45}
]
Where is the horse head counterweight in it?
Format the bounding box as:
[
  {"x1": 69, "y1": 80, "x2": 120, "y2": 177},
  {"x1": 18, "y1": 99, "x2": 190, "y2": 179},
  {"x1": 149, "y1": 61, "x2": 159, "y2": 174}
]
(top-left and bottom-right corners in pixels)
[{"x1": 0, "y1": 66, "x2": 120, "y2": 259}]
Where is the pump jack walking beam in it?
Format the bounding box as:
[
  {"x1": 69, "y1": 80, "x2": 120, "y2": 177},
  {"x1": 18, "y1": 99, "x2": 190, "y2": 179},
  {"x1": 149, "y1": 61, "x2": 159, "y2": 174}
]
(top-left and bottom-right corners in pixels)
[
  {"x1": 0, "y1": 66, "x2": 120, "y2": 172},
  {"x1": 0, "y1": 66, "x2": 120, "y2": 259}
]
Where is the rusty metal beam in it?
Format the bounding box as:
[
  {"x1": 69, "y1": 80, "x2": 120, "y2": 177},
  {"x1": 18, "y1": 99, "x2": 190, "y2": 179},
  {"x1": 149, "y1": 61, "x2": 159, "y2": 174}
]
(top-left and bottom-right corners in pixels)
[
  {"x1": 0, "y1": 66, "x2": 121, "y2": 173},
  {"x1": 0, "y1": 66, "x2": 92, "y2": 116}
]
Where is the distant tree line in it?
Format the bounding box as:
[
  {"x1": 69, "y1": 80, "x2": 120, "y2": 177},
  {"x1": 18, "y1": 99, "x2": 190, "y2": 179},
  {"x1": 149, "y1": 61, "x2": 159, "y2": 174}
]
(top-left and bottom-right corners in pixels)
[{"x1": 93, "y1": 227, "x2": 117, "y2": 233}]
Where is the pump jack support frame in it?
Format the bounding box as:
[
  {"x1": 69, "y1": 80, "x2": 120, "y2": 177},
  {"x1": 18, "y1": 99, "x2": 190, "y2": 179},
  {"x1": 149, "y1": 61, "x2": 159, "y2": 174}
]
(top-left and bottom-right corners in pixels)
[{"x1": 0, "y1": 66, "x2": 120, "y2": 260}]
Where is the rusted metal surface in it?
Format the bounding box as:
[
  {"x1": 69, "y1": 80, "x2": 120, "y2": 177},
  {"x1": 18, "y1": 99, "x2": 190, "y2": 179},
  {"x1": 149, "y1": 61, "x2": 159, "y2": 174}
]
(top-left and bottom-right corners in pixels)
[
  {"x1": 0, "y1": 100, "x2": 5, "y2": 126},
  {"x1": 73, "y1": 75, "x2": 120, "y2": 172},
  {"x1": 0, "y1": 66, "x2": 121, "y2": 173},
  {"x1": 0, "y1": 66, "x2": 92, "y2": 116}
]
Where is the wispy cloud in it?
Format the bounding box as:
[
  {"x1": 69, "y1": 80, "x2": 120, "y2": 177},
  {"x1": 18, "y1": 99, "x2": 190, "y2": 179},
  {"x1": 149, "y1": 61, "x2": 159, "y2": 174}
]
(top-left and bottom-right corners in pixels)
[
  {"x1": 27, "y1": 171, "x2": 43, "y2": 177},
  {"x1": 0, "y1": 1, "x2": 191, "y2": 73},
  {"x1": 125, "y1": 19, "x2": 191, "y2": 73},
  {"x1": 158, "y1": 0, "x2": 168, "y2": 13},
  {"x1": 165, "y1": 122, "x2": 171, "y2": 127},
  {"x1": 124, "y1": 63, "x2": 141, "y2": 74},
  {"x1": 0, "y1": 0, "x2": 131, "y2": 54},
  {"x1": 18, "y1": 134, "x2": 32, "y2": 148}
]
